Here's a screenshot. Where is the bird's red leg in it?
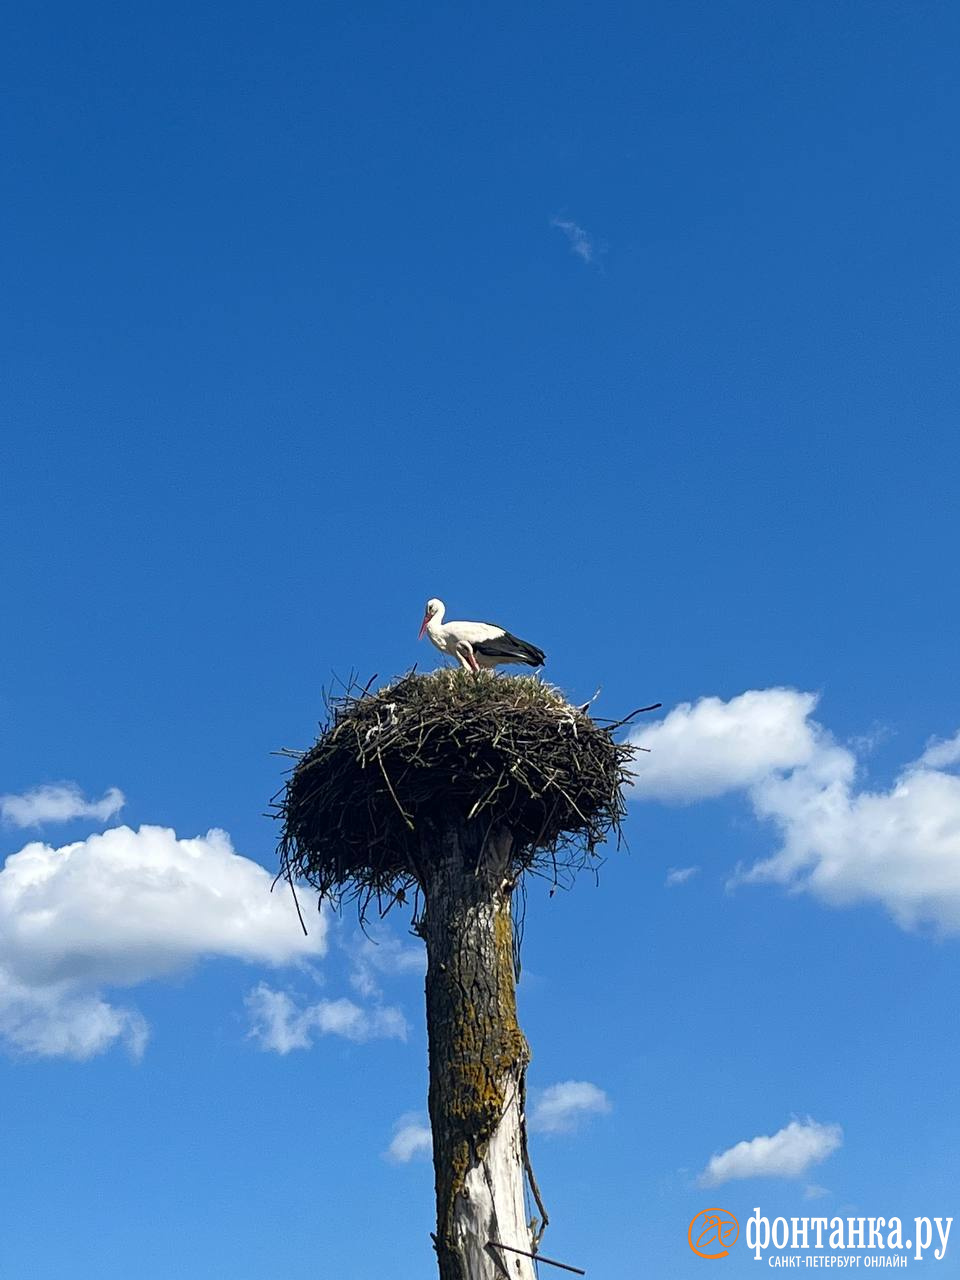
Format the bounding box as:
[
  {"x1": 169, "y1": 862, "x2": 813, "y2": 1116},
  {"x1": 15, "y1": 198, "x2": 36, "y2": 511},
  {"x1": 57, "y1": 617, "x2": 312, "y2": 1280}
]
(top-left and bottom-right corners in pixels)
[
  {"x1": 460, "y1": 643, "x2": 480, "y2": 674},
  {"x1": 455, "y1": 643, "x2": 475, "y2": 672}
]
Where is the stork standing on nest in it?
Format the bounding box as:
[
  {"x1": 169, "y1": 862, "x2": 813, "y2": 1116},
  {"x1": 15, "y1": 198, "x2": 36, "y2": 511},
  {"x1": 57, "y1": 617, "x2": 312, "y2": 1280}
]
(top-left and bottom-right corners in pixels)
[{"x1": 419, "y1": 598, "x2": 546, "y2": 673}]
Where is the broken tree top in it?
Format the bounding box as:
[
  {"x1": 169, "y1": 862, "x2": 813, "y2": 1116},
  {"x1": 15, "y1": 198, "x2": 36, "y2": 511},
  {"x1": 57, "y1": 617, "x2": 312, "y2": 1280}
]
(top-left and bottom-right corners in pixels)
[{"x1": 275, "y1": 668, "x2": 638, "y2": 916}]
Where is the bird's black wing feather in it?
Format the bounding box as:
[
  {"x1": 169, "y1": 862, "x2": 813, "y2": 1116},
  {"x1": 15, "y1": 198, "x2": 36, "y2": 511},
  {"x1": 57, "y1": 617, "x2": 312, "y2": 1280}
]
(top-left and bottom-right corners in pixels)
[{"x1": 473, "y1": 630, "x2": 546, "y2": 666}]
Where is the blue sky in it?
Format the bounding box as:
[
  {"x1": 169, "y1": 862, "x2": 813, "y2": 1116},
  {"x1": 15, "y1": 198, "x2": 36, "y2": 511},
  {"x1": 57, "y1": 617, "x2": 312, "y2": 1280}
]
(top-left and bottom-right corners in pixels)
[{"x1": 2, "y1": 1, "x2": 959, "y2": 1274}]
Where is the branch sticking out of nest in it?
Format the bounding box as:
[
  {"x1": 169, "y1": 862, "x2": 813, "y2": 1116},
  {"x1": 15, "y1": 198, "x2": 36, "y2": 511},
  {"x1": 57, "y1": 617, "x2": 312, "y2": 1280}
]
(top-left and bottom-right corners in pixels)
[{"x1": 273, "y1": 669, "x2": 648, "y2": 921}]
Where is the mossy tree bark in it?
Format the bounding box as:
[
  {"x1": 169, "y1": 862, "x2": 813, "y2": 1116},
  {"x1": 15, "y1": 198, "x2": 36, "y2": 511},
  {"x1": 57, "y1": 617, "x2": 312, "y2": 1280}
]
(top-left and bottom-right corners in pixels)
[{"x1": 421, "y1": 821, "x2": 537, "y2": 1280}]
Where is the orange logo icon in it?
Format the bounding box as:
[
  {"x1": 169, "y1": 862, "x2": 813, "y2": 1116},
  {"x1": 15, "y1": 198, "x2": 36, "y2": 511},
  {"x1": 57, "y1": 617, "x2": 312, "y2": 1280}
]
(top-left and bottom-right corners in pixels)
[{"x1": 688, "y1": 1208, "x2": 739, "y2": 1259}]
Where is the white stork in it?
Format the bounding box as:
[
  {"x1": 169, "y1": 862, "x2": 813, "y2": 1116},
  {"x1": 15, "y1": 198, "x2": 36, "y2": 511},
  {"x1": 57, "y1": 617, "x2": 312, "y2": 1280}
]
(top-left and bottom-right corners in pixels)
[{"x1": 418, "y1": 598, "x2": 546, "y2": 673}]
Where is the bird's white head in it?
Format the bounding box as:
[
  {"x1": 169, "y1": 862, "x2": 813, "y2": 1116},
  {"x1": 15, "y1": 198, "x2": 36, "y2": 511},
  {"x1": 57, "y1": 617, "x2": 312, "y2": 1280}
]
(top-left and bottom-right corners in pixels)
[{"x1": 418, "y1": 597, "x2": 445, "y2": 639}]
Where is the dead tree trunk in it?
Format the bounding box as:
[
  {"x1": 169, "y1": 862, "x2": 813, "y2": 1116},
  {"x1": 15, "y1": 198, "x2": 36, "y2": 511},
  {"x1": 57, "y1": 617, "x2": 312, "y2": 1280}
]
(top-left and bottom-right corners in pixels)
[
  {"x1": 420, "y1": 821, "x2": 538, "y2": 1280},
  {"x1": 277, "y1": 671, "x2": 636, "y2": 1276}
]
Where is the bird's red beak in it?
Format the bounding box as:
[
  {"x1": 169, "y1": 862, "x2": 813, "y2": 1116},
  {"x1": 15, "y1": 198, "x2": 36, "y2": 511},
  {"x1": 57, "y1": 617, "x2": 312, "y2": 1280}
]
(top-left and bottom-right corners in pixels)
[{"x1": 418, "y1": 614, "x2": 430, "y2": 640}]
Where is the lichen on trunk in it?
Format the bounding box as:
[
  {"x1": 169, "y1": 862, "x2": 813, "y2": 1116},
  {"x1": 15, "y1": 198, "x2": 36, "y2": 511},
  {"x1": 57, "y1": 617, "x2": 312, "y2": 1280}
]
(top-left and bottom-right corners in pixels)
[{"x1": 420, "y1": 821, "x2": 538, "y2": 1280}]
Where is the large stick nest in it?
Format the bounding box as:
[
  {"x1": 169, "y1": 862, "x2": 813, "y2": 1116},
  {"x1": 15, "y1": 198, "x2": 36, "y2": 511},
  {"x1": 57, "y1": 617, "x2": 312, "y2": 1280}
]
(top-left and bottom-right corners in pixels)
[{"x1": 275, "y1": 669, "x2": 642, "y2": 918}]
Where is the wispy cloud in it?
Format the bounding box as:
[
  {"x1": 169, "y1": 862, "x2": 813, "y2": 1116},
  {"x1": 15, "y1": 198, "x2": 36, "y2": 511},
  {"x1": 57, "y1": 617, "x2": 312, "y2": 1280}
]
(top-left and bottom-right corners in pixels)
[
  {"x1": 698, "y1": 1118, "x2": 842, "y2": 1187},
  {"x1": 529, "y1": 1080, "x2": 611, "y2": 1134},
  {"x1": 631, "y1": 690, "x2": 960, "y2": 935},
  {"x1": 804, "y1": 1184, "x2": 830, "y2": 1201},
  {"x1": 0, "y1": 824, "x2": 325, "y2": 1059},
  {"x1": 551, "y1": 216, "x2": 596, "y2": 264},
  {"x1": 346, "y1": 932, "x2": 424, "y2": 1000},
  {"x1": 245, "y1": 983, "x2": 407, "y2": 1054},
  {"x1": 384, "y1": 1112, "x2": 432, "y2": 1164},
  {"x1": 1, "y1": 783, "x2": 125, "y2": 828},
  {"x1": 665, "y1": 865, "x2": 699, "y2": 887}
]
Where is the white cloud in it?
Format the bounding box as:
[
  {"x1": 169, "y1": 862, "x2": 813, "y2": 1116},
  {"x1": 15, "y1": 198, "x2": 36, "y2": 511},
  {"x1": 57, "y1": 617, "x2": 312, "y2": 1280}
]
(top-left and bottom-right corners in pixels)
[
  {"x1": 245, "y1": 983, "x2": 407, "y2": 1053},
  {"x1": 385, "y1": 1112, "x2": 432, "y2": 1164},
  {"x1": 804, "y1": 1184, "x2": 830, "y2": 1201},
  {"x1": 1, "y1": 783, "x2": 125, "y2": 828},
  {"x1": 665, "y1": 865, "x2": 699, "y2": 887},
  {"x1": 0, "y1": 824, "x2": 326, "y2": 1059},
  {"x1": 529, "y1": 1080, "x2": 611, "y2": 1135},
  {"x1": 739, "y1": 735, "x2": 960, "y2": 934},
  {"x1": 698, "y1": 1118, "x2": 842, "y2": 1187},
  {"x1": 632, "y1": 689, "x2": 960, "y2": 935},
  {"x1": 918, "y1": 731, "x2": 960, "y2": 770},
  {"x1": 629, "y1": 690, "x2": 820, "y2": 801},
  {"x1": 551, "y1": 216, "x2": 596, "y2": 264},
  {"x1": 0, "y1": 978, "x2": 149, "y2": 1060}
]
